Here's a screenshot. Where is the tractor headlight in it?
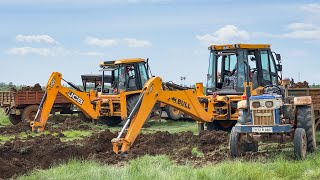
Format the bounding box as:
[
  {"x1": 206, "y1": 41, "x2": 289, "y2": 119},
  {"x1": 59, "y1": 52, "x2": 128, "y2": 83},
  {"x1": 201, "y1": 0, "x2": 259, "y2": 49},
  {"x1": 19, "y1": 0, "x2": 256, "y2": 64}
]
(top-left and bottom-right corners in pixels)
[
  {"x1": 252, "y1": 101, "x2": 260, "y2": 108},
  {"x1": 265, "y1": 101, "x2": 273, "y2": 108}
]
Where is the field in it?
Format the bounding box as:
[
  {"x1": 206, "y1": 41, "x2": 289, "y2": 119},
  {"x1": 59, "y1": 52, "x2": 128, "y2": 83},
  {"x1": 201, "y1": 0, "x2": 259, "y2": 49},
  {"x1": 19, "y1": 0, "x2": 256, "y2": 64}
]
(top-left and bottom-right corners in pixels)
[{"x1": 0, "y1": 111, "x2": 320, "y2": 179}]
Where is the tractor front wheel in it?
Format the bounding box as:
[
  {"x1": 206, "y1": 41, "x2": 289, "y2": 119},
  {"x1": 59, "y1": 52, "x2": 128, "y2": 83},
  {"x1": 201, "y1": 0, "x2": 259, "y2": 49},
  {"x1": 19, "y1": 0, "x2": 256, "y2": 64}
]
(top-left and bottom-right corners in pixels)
[
  {"x1": 230, "y1": 127, "x2": 243, "y2": 157},
  {"x1": 294, "y1": 128, "x2": 307, "y2": 160}
]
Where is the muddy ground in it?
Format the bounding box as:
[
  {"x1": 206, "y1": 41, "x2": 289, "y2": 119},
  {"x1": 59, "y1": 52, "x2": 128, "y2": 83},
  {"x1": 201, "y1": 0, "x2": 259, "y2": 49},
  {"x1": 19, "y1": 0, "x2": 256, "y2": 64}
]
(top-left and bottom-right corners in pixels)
[{"x1": 0, "y1": 116, "x2": 280, "y2": 179}]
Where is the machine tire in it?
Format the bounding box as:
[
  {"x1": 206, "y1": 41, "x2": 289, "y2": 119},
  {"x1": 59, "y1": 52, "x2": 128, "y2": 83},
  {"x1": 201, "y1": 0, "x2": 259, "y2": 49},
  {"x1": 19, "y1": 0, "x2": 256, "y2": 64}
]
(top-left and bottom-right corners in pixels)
[
  {"x1": 127, "y1": 95, "x2": 140, "y2": 117},
  {"x1": 127, "y1": 95, "x2": 151, "y2": 119},
  {"x1": 294, "y1": 128, "x2": 307, "y2": 160},
  {"x1": 230, "y1": 127, "x2": 243, "y2": 157},
  {"x1": 297, "y1": 106, "x2": 316, "y2": 152},
  {"x1": 165, "y1": 106, "x2": 182, "y2": 120},
  {"x1": 206, "y1": 120, "x2": 236, "y2": 132},
  {"x1": 8, "y1": 114, "x2": 21, "y2": 125},
  {"x1": 106, "y1": 117, "x2": 122, "y2": 126},
  {"x1": 22, "y1": 105, "x2": 39, "y2": 124}
]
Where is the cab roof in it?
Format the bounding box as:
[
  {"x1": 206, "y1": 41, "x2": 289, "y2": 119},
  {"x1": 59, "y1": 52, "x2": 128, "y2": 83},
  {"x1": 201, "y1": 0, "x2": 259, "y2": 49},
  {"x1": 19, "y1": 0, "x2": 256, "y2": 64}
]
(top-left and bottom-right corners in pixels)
[
  {"x1": 209, "y1": 44, "x2": 271, "y2": 51},
  {"x1": 100, "y1": 58, "x2": 145, "y2": 67}
]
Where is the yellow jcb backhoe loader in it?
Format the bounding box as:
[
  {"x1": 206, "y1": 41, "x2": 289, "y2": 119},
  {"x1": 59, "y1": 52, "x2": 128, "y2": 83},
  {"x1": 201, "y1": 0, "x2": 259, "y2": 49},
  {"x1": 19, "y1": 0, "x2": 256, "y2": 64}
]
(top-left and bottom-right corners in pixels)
[{"x1": 30, "y1": 58, "x2": 182, "y2": 132}]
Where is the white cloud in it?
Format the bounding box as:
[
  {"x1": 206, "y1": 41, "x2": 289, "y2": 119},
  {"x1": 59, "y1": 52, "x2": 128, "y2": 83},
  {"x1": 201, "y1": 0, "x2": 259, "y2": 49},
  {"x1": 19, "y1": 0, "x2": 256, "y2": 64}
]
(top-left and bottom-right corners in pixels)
[
  {"x1": 300, "y1": 3, "x2": 320, "y2": 14},
  {"x1": 7, "y1": 47, "x2": 60, "y2": 56},
  {"x1": 282, "y1": 23, "x2": 320, "y2": 40},
  {"x1": 124, "y1": 38, "x2": 151, "y2": 48},
  {"x1": 196, "y1": 25, "x2": 250, "y2": 44},
  {"x1": 286, "y1": 23, "x2": 317, "y2": 30},
  {"x1": 86, "y1": 36, "x2": 151, "y2": 48},
  {"x1": 6, "y1": 47, "x2": 105, "y2": 56},
  {"x1": 16, "y1": 34, "x2": 59, "y2": 44},
  {"x1": 85, "y1": 37, "x2": 118, "y2": 48}
]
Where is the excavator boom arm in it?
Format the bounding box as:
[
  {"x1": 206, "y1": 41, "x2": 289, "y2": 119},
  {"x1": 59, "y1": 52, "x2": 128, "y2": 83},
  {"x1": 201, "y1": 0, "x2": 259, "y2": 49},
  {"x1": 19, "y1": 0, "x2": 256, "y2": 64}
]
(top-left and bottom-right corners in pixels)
[
  {"x1": 112, "y1": 77, "x2": 212, "y2": 154},
  {"x1": 30, "y1": 72, "x2": 99, "y2": 132}
]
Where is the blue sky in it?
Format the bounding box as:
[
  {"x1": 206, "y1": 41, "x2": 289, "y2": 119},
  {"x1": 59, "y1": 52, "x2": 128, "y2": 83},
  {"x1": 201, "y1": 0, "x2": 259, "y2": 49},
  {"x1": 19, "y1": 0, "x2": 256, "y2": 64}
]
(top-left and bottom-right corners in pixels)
[{"x1": 0, "y1": 0, "x2": 319, "y2": 86}]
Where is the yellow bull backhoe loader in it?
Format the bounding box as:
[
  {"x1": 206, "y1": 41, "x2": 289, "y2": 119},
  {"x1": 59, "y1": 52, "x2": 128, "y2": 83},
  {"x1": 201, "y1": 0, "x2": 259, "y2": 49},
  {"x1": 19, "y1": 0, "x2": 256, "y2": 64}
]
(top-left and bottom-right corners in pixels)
[{"x1": 111, "y1": 44, "x2": 316, "y2": 159}]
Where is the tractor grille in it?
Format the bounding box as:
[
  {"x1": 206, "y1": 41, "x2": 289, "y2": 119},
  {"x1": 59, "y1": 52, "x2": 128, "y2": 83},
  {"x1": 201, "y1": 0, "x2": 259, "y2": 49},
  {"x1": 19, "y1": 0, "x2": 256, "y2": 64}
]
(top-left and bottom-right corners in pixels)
[{"x1": 252, "y1": 109, "x2": 275, "y2": 125}]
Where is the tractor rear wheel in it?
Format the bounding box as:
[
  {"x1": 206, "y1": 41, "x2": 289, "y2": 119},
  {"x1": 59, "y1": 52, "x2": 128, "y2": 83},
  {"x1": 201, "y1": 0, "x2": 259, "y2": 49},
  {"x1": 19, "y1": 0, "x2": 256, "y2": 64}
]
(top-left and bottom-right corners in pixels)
[
  {"x1": 22, "y1": 105, "x2": 39, "y2": 124},
  {"x1": 8, "y1": 114, "x2": 21, "y2": 125},
  {"x1": 297, "y1": 106, "x2": 316, "y2": 152},
  {"x1": 294, "y1": 128, "x2": 307, "y2": 160},
  {"x1": 230, "y1": 127, "x2": 243, "y2": 157},
  {"x1": 165, "y1": 106, "x2": 182, "y2": 120}
]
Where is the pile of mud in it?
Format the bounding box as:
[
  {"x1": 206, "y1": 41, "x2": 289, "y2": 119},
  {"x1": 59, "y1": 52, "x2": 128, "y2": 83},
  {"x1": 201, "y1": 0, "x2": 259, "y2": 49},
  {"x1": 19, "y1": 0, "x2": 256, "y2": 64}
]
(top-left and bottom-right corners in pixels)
[
  {"x1": 0, "y1": 130, "x2": 231, "y2": 178},
  {"x1": 10, "y1": 83, "x2": 43, "y2": 92},
  {"x1": 0, "y1": 115, "x2": 91, "y2": 135},
  {"x1": 47, "y1": 115, "x2": 91, "y2": 131},
  {"x1": 290, "y1": 80, "x2": 309, "y2": 88}
]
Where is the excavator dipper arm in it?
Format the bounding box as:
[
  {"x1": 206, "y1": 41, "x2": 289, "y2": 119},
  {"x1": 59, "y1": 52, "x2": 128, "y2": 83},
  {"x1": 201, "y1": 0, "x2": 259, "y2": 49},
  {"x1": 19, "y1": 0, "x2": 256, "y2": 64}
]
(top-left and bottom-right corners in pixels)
[
  {"x1": 30, "y1": 72, "x2": 99, "y2": 132},
  {"x1": 112, "y1": 76, "x2": 212, "y2": 154}
]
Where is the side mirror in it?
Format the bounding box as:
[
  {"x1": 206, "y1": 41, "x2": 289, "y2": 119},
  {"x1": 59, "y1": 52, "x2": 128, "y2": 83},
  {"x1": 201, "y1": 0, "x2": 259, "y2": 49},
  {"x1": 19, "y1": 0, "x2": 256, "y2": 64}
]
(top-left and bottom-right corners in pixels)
[
  {"x1": 276, "y1": 53, "x2": 281, "y2": 61},
  {"x1": 277, "y1": 64, "x2": 282, "y2": 71}
]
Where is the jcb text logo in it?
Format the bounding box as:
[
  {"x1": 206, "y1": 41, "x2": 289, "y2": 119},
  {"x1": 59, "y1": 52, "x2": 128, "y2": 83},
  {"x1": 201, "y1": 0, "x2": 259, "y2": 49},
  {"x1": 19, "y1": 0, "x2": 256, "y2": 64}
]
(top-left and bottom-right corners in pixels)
[
  {"x1": 49, "y1": 78, "x2": 55, "y2": 88},
  {"x1": 171, "y1": 97, "x2": 191, "y2": 109},
  {"x1": 67, "y1": 91, "x2": 84, "y2": 105}
]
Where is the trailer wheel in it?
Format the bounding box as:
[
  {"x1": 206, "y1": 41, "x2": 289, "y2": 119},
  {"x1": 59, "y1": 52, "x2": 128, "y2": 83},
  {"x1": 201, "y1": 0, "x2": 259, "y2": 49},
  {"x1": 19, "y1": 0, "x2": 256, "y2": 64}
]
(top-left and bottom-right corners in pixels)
[
  {"x1": 294, "y1": 128, "x2": 307, "y2": 160},
  {"x1": 230, "y1": 127, "x2": 243, "y2": 157},
  {"x1": 22, "y1": 105, "x2": 39, "y2": 124},
  {"x1": 8, "y1": 114, "x2": 21, "y2": 125},
  {"x1": 297, "y1": 106, "x2": 316, "y2": 152},
  {"x1": 165, "y1": 106, "x2": 182, "y2": 120}
]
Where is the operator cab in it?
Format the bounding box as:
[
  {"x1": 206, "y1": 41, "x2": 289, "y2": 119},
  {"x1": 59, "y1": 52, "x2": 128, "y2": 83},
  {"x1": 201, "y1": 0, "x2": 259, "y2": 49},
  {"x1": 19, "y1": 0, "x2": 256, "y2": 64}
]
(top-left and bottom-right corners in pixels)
[
  {"x1": 100, "y1": 58, "x2": 149, "y2": 94},
  {"x1": 206, "y1": 44, "x2": 282, "y2": 95}
]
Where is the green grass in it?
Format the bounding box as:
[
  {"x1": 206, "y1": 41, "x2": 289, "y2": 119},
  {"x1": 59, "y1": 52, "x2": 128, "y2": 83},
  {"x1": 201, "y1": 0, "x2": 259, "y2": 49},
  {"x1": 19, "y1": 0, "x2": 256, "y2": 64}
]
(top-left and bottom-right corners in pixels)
[
  {"x1": 19, "y1": 153, "x2": 320, "y2": 180},
  {"x1": 191, "y1": 147, "x2": 204, "y2": 157},
  {"x1": 0, "y1": 109, "x2": 10, "y2": 126},
  {"x1": 61, "y1": 130, "x2": 92, "y2": 141},
  {"x1": 145, "y1": 119, "x2": 198, "y2": 134}
]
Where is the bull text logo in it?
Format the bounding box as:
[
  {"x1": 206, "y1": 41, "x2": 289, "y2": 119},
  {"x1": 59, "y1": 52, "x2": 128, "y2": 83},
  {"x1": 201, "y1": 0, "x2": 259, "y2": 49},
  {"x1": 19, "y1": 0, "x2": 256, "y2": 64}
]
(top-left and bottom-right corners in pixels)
[
  {"x1": 171, "y1": 97, "x2": 191, "y2": 109},
  {"x1": 67, "y1": 91, "x2": 84, "y2": 105}
]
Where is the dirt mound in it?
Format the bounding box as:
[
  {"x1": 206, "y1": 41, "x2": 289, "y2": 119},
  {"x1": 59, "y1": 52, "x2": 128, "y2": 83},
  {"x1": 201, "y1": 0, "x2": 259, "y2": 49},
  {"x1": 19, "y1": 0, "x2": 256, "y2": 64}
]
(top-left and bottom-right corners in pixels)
[
  {"x1": 19, "y1": 83, "x2": 43, "y2": 92},
  {"x1": 290, "y1": 79, "x2": 309, "y2": 88},
  {"x1": 0, "y1": 129, "x2": 280, "y2": 179},
  {"x1": 47, "y1": 115, "x2": 91, "y2": 131},
  {"x1": 0, "y1": 122, "x2": 31, "y2": 134},
  {"x1": 0, "y1": 130, "x2": 119, "y2": 178}
]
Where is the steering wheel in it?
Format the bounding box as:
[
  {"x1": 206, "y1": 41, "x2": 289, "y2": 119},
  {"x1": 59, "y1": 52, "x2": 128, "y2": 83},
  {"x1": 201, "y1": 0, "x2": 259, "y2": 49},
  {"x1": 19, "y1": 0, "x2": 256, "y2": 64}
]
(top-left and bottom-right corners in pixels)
[
  {"x1": 251, "y1": 68, "x2": 257, "y2": 74},
  {"x1": 263, "y1": 84, "x2": 283, "y2": 96}
]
